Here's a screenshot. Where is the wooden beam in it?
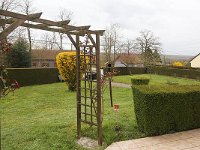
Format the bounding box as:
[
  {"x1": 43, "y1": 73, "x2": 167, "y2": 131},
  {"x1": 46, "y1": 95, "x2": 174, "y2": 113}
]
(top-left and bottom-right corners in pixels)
[
  {"x1": 57, "y1": 20, "x2": 71, "y2": 25},
  {"x1": 0, "y1": 10, "x2": 105, "y2": 37},
  {"x1": 0, "y1": 19, "x2": 7, "y2": 26},
  {"x1": 87, "y1": 33, "x2": 97, "y2": 48},
  {"x1": 96, "y1": 33, "x2": 103, "y2": 146},
  {"x1": 67, "y1": 34, "x2": 78, "y2": 49},
  {"x1": 76, "y1": 35, "x2": 81, "y2": 139},
  {"x1": 0, "y1": 10, "x2": 42, "y2": 21},
  {"x1": 36, "y1": 20, "x2": 71, "y2": 27},
  {"x1": 87, "y1": 30, "x2": 105, "y2": 36},
  {"x1": 77, "y1": 25, "x2": 91, "y2": 30},
  {"x1": 0, "y1": 19, "x2": 82, "y2": 35},
  {"x1": 0, "y1": 19, "x2": 26, "y2": 40}
]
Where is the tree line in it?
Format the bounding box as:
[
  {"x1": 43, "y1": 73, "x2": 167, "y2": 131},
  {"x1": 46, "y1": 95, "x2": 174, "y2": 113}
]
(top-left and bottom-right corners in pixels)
[{"x1": 1, "y1": 0, "x2": 162, "y2": 68}]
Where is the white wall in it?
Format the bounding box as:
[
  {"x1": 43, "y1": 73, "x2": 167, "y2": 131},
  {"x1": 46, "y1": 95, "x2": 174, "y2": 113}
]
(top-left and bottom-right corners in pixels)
[{"x1": 191, "y1": 54, "x2": 200, "y2": 68}]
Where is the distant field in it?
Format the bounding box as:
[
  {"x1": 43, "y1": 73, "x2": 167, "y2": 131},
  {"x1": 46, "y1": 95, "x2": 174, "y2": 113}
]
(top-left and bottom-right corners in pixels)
[{"x1": 113, "y1": 74, "x2": 200, "y2": 85}]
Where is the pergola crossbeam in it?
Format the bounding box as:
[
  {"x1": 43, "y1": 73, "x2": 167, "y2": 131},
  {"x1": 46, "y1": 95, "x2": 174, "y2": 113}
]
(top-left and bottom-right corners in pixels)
[
  {"x1": 0, "y1": 10, "x2": 104, "y2": 36},
  {"x1": 0, "y1": 9, "x2": 105, "y2": 146},
  {"x1": 0, "y1": 12, "x2": 42, "y2": 40}
]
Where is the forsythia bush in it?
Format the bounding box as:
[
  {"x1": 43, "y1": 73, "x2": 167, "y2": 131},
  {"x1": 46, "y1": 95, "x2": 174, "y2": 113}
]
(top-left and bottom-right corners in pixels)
[
  {"x1": 172, "y1": 61, "x2": 184, "y2": 67},
  {"x1": 56, "y1": 52, "x2": 88, "y2": 91}
]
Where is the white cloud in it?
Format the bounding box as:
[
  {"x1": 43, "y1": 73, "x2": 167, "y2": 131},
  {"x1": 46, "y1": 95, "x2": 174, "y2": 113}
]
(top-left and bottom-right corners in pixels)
[{"x1": 32, "y1": 0, "x2": 200, "y2": 55}]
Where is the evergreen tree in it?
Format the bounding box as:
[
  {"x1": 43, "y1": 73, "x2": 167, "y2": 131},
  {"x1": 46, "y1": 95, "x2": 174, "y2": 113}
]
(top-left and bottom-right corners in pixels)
[{"x1": 7, "y1": 38, "x2": 31, "y2": 68}]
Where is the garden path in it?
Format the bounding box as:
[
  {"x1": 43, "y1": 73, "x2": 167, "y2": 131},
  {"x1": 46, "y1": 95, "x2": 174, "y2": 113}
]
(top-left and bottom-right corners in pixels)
[
  {"x1": 105, "y1": 128, "x2": 200, "y2": 150},
  {"x1": 111, "y1": 82, "x2": 131, "y2": 88}
]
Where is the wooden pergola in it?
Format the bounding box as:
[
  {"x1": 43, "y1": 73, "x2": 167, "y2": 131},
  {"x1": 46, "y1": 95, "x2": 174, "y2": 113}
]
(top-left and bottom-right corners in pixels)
[{"x1": 0, "y1": 9, "x2": 104, "y2": 145}]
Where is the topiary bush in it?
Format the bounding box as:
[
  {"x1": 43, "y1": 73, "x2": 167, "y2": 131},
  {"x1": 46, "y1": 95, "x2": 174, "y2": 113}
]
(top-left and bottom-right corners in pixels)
[
  {"x1": 132, "y1": 85, "x2": 200, "y2": 136},
  {"x1": 131, "y1": 77, "x2": 150, "y2": 85}
]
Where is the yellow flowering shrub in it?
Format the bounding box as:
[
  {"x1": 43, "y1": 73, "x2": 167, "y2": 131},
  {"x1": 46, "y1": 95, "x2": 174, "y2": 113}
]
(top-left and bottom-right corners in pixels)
[
  {"x1": 172, "y1": 61, "x2": 184, "y2": 67},
  {"x1": 56, "y1": 51, "x2": 88, "y2": 91}
]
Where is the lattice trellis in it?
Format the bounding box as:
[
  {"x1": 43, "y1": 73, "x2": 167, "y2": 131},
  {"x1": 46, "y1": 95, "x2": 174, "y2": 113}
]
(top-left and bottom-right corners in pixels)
[{"x1": 0, "y1": 9, "x2": 104, "y2": 145}]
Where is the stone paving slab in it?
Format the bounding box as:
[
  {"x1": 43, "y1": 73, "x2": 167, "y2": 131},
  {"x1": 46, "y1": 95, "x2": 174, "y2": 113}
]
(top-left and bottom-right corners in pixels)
[{"x1": 105, "y1": 128, "x2": 200, "y2": 150}]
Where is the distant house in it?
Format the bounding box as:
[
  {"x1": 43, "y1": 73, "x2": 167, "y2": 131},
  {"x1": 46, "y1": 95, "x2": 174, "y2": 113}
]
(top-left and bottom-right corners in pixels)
[
  {"x1": 32, "y1": 50, "x2": 73, "y2": 68},
  {"x1": 114, "y1": 53, "x2": 143, "y2": 67},
  {"x1": 188, "y1": 53, "x2": 200, "y2": 68}
]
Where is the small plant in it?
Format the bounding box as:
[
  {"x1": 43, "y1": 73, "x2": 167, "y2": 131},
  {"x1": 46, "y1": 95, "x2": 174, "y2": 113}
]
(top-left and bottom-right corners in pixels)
[{"x1": 131, "y1": 77, "x2": 150, "y2": 85}]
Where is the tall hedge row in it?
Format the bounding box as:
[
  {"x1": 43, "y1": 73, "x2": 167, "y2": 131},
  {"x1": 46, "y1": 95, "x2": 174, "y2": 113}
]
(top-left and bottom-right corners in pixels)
[
  {"x1": 103, "y1": 67, "x2": 146, "y2": 75},
  {"x1": 103, "y1": 66, "x2": 200, "y2": 80},
  {"x1": 132, "y1": 85, "x2": 200, "y2": 136},
  {"x1": 7, "y1": 68, "x2": 59, "y2": 86},
  {"x1": 147, "y1": 66, "x2": 200, "y2": 80}
]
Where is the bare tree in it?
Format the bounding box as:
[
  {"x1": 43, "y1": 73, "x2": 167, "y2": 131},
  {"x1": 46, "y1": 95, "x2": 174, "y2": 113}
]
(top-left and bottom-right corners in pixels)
[
  {"x1": 102, "y1": 24, "x2": 122, "y2": 64},
  {"x1": 122, "y1": 39, "x2": 136, "y2": 55},
  {"x1": 0, "y1": 0, "x2": 20, "y2": 31},
  {"x1": 21, "y1": 0, "x2": 36, "y2": 51},
  {"x1": 41, "y1": 32, "x2": 59, "y2": 50},
  {"x1": 57, "y1": 8, "x2": 73, "y2": 50},
  {"x1": 135, "y1": 30, "x2": 162, "y2": 66}
]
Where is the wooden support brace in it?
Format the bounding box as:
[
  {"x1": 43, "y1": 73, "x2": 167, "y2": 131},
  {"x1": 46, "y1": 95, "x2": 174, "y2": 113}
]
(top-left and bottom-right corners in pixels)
[
  {"x1": 87, "y1": 34, "x2": 97, "y2": 49},
  {"x1": 0, "y1": 19, "x2": 26, "y2": 40},
  {"x1": 0, "y1": 12, "x2": 42, "y2": 40},
  {"x1": 67, "y1": 34, "x2": 78, "y2": 49}
]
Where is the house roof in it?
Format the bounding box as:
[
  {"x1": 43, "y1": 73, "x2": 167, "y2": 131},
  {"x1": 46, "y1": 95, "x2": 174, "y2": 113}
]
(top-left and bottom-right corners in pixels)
[
  {"x1": 189, "y1": 53, "x2": 200, "y2": 62},
  {"x1": 31, "y1": 50, "x2": 75, "y2": 60},
  {"x1": 115, "y1": 53, "x2": 142, "y2": 65}
]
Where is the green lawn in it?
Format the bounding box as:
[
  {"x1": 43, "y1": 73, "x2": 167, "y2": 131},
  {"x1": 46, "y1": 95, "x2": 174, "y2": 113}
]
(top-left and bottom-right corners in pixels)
[
  {"x1": 113, "y1": 74, "x2": 200, "y2": 85},
  {"x1": 0, "y1": 83, "x2": 144, "y2": 150}
]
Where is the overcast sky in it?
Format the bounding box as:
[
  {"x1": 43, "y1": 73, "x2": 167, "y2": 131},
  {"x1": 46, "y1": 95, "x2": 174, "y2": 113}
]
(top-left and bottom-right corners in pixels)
[{"x1": 33, "y1": 0, "x2": 200, "y2": 56}]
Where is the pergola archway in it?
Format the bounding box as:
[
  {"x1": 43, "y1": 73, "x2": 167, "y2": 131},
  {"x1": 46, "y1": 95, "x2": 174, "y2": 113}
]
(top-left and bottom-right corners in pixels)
[{"x1": 0, "y1": 9, "x2": 104, "y2": 145}]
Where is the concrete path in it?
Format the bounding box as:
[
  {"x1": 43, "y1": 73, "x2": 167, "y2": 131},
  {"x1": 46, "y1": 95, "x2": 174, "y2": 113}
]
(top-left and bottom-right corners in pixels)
[
  {"x1": 111, "y1": 82, "x2": 131, "y2": 88},
  {"x1": 105, "y1": 128, "x2": 200, "y2": 150}
]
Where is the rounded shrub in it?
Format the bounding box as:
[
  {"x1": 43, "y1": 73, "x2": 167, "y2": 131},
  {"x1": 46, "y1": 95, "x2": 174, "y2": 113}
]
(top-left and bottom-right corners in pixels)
[
  {"x1": 131, "y1": 77, "x2": 150, "y2": 85},
  {"x1": 56, "y1": 52, "x2": 88, "y2": 91}
]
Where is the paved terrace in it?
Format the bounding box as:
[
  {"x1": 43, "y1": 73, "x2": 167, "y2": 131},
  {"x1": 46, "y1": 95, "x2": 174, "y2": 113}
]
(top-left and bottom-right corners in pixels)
[{"x1": 105, "y1": 128, "x2": 200, "y2": 150}]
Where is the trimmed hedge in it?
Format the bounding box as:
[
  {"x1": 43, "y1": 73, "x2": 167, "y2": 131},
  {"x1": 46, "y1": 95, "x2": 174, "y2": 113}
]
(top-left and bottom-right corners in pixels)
[
  {"x1": 103, "y1": 67, "x2": 146, "y2": 75},
  {"x1": 132, "y1": 85, "x2": 200, "y2": 136},
  {"x1": 103, "y1": 66, "x2": 200, "y2": 80},
  {"x1": 7, "y1": 68, "x2": 59, "y2": 86},
  {"x1": 131, "y1": 77, "x2": 150, "y2": 85},
  {"x1": 148, "y1": 66, "x2": 200, "y2": 80}
]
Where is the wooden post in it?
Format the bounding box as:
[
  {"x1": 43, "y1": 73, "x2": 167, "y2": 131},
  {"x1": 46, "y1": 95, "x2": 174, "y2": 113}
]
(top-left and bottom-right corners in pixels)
[
  {"x1": 96, "y1": 33, "x2": 102, "y2": 145},
  {"x1": 76, "y1": 35, "x2": 81, "y2": 139},
  {"x1": 109, "y1": 77, "x2": 113, "y2": 107}
]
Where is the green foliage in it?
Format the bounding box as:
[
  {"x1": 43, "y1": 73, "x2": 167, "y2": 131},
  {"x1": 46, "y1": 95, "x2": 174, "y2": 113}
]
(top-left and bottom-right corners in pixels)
[
  {"x1": 1, "y1": 83, "x2": 144, "y2": 149},
  {"x1": 148, "y1": 66, "x2": 200, "y2": 80},
  {"x1": 131, "y1": 77, "x2": 150, "y2": 85},
  {"x1": 104, "y1": 67, "x2": 146, "y2": 76},
  {"x1": 7, "y1": 68, "x2": 59, "y2": 86},
  {"x1": 132, "y1": 85, "x2": 200, "y2": 136},
  {"x1": 113, "y1": 74, "x2": 200, "y2": 85},
  {"x1": 56, "y1": 52, "x2": 87, "y2": 91},
  {"x1": 7, "y1": 38, "x2": 31, "y2": 68}
]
